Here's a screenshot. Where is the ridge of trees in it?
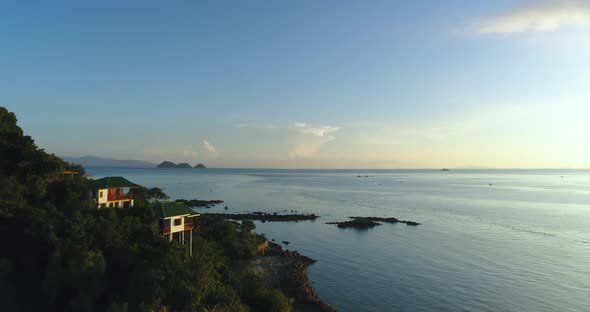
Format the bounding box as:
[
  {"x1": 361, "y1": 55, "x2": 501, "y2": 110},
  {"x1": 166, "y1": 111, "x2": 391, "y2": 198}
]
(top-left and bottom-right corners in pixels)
[{"x1": 0, "y1": 107, "x2": 291, "y2": 312}]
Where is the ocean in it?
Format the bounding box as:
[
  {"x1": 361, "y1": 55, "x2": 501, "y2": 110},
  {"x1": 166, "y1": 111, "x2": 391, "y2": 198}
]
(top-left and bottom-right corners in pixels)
[{"x1": 86, "y1": 168, "x2": 590, "y2": 312}]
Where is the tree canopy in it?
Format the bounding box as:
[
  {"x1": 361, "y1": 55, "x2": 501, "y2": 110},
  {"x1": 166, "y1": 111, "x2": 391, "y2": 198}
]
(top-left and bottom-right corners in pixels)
[{"x1": 0, "y1": 107, "x2": 292, "y2": 312}]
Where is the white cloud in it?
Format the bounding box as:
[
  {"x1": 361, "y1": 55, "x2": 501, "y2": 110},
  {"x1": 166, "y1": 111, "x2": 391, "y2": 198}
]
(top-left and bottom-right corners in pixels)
[
  {"x1": 232, "y1": 123, "x2": 250, "y2": 128},
  {"x1": 291, "y1": 122, "x2": 340, "y2": 158},
  {"x1": 203, "y1": 139, "x2": 218, "y2": 157},
  {"x1": 474, "y1": 0, "x2": 590, "y2": 35},
  {"x1": 232, "y1": 123, "x2": 281, "y2": 129},
  {"x1": 294, "y1": 122, "x2": 339, "y2": 137}
]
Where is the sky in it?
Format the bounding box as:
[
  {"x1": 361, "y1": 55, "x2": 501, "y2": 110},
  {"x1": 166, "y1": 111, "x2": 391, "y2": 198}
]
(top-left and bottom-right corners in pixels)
[{"x1": 2, "y1": 0, "x2": 589, "y2": 169}]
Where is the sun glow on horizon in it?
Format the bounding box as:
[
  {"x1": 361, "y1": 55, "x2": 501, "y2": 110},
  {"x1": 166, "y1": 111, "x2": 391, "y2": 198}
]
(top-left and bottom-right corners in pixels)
[{"x1": 3, "y1": 0, "x2": 590, "y2": 169}]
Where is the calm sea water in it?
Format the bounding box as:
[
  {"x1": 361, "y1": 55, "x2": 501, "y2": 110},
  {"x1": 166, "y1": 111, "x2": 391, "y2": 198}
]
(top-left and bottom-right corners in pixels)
[{"x1": 87, "y1": 168, "x2": 590, "y2": 312}]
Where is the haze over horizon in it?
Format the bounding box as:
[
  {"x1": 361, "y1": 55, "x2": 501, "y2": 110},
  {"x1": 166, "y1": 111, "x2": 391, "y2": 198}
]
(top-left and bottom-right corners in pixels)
[{"x1": 3, "y1": 0, "x2": 589, "y2": 169}]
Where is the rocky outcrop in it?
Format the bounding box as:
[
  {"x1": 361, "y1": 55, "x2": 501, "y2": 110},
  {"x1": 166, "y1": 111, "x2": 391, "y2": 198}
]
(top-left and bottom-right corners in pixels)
[
  {"x1": 350, "y1": 216, "x2": 421, "y2": 226},
  {"x1": 156, "y1": 161, "x2": 178, "y2": 168},
  {"x1": 326, "y1": 218, "x2": 380, "y2": 229},
  {"x1": 156, "y1": 161, "x2": 204, "y2": 168},
  {"x1": 204, "y1": 212, "x2": 319, "y2": 222},
  {"x1": 194, "y1": 163, "x2": 207, "y2": 169},
  {"x1": 327, "y1": 216, "x2": 421, "y2": 229},
  {"x1": 257, "y1": 242, "x2": 336, "y2": 311},
  {"x1": 175, "y1": 199, "x2": 224, "y2": 208}
]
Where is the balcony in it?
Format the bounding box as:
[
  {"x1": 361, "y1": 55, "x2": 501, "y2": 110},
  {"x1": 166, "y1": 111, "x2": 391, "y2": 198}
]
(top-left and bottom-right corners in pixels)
[
  {"x1": 108, "y1": 193, "x2": 133, "y2": 201},
  {"x1": 163, "y1": 226, "x2": 171, "y2": 235},
  {"x1": 184, "y1": 222, "x2": 194, "y2": 231}
]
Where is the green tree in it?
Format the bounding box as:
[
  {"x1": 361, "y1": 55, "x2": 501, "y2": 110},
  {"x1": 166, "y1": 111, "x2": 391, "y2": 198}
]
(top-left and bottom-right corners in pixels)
[
  {"x1": 0, "y1": 106, "x2": 293, "y2": 312},
  {"x1": 241, "y1": 220, "x2": 256, "y2": 233},
  {"x1": 133, "y1": 187, "x2": 170, "y2": 206}
]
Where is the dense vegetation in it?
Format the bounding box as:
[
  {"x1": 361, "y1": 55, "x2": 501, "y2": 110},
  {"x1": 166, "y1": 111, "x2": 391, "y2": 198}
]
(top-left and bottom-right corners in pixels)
[{"x1": 0, "y1": 107, "x2": 292, "y2": 311}]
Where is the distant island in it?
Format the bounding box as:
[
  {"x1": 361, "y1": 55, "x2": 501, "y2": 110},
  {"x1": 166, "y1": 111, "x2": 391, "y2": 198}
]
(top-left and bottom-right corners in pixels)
[
  {"x1": 157, "y1": 161, "x2": 207, "y2": 169},
  {"x1": 62, "y1": 155, "x2": 155, "y2": 168}
]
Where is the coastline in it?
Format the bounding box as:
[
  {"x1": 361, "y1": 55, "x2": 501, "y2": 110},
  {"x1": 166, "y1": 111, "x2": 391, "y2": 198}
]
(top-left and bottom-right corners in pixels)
[{"x1": 254, "y1": 241, "x2": 336, "y2": 312}]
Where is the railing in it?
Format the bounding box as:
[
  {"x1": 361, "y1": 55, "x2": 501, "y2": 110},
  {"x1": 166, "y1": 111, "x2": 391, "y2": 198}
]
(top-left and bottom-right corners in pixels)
[
  {"x1": 163, "y1": 227, "x2": 171, "y2": 235},
  {"x1": 184, "y1": 223, "x2": 194, "y2": 231},
  {"x1": 108, "y1": 193, "x2": 133, "y2": 201}
]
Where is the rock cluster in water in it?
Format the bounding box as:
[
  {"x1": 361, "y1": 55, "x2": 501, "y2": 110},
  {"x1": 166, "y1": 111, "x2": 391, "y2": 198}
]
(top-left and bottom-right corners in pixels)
[
  {"x1": 203, "y1": 211, "x2": 319, "y2": 222},
  {"x1": 175, "y1": 199, "x2": 224, "y2": 208},
  {"x1": 327, "y1": 216, "x2": 421, "y2": 229}
]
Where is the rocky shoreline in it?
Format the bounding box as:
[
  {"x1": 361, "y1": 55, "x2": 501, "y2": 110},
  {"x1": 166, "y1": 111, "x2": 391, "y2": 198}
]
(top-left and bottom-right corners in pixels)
[
  {"x1": 175, "y1": 198, "x2": 224, "y2": 208},
  {"x1": 204, "y1": 211, "x2": 319, "y2": 222},
  {"x1": 255, "y1": 241, "x2": 336, "y2": 312}
]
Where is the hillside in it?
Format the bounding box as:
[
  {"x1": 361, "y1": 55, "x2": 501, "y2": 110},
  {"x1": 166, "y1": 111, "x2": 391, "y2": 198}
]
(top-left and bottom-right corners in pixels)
[
  {"x1": 0, "y1": 107, "x2": 292, "y2": 311},
  {"x1": 62, "y1": 155, "x2": 154, "y2": 168}
]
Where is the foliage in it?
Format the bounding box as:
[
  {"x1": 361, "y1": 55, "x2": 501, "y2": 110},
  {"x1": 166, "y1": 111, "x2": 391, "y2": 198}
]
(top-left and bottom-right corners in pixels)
[
  {"x1": 133, "y1": 186, "x2": 170, "y2": 206},
  {"x1": 0, "y1": 107, "x2": 293, "y2": 312},
  {"x1": 241, "y1": 220, "x2": 256, "y2": 234},
  {"x1": 198, "y1": 215, "x2": 266, "y2": 260}
]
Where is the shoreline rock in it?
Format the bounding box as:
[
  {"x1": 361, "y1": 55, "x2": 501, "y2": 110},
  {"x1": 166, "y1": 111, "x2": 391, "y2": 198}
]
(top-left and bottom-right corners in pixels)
[
  {"x1": 204, "y1": 212, "x2": 319, "y2": 222},
  {"x1": 256, "y1": 242, "x2": 336, "y2": 312},
  {"x1": 175, "y1": 198, "x2": 224, "y2": 208}
]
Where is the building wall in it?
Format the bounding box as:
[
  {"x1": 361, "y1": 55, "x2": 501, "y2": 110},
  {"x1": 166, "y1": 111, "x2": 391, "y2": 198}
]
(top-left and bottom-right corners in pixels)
[
  {"x1": 104, "y1": 200, "x2": 133, "y2": 208},
  {"x1": 169, "y1": 216, "x2": 186, "y2": 234},
  {"x1": 97, "y1": 188, "x2": 107, "y2": 204},
  {"x1": 91, "y1": 188, "x2": 134, "y2": 209}
]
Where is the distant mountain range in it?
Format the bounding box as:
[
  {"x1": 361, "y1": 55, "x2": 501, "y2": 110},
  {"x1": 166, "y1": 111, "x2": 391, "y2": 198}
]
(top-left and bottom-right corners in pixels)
[
  {"x1": 157, "y1": 161, "x2": 207, "y2": 169},
  {"x1": 61, "y1": 156, "x2": 155, "y2": 168}
]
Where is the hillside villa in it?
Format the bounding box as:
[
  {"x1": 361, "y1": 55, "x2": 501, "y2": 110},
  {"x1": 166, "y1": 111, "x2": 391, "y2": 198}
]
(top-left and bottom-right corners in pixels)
[
  {"x1": 88, "y1": 177, "x2": 200, "y2": 254},
  {"x1": 151, "y1": 201, "x2": 200, "y2": 256},
  {"x1": 88, "y1": 176, "x2": 140, "y2": 208}
]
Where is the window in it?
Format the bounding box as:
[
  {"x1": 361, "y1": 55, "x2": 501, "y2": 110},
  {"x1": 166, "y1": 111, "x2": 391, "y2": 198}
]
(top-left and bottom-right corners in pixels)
[
  {"x1": 99, "y1": 191, "x2": 103, "y2": 198},
  {"x1": 174, "y1": 219, "x2": 182, "y2": 226}
]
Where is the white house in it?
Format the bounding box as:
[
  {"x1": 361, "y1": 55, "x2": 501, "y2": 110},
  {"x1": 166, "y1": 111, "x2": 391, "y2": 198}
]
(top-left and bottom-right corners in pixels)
[
  {"x1": 151, "y1": 201, "x2": 200, "y2": 255},
  {"x1": 88, "y1": 176, "x2": 140, "y2": 208}
]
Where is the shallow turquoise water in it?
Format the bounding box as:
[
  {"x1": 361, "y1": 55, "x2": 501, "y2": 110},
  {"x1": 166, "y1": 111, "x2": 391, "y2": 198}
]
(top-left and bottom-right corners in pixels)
[{"x1": 87, "y1": 168, "x2": 590, "y2": 312}]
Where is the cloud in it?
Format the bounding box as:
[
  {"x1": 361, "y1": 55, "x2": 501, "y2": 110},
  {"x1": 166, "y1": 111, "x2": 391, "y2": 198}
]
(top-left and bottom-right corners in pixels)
[
  {"x1": 294, "y1": 122, "x2": 339, "y2": 137},
  {"x1": 291, "y1": 122, "x2": 340, "y2": 158},
  {"x1": 473, "y1": 0, "x2": 590, "y2": 35},
  {"x1": 232, "y1": 123, "x2": 250, "y2": 128},
  {"x1": 203, "y1": 139, "x2": 218, "y2": 157},
  {"x1": 232, "y1": 123, "x2": 280, "y2": 129}
]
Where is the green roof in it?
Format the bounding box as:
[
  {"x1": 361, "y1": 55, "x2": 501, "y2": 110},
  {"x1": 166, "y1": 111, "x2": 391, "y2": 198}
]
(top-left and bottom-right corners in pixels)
[
  {"x1": 87, "y1": 176, "x2": 141, "y2": 189},
  {"x1": 151, "y1": 201, "x2": 200, "y2": 219}
]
